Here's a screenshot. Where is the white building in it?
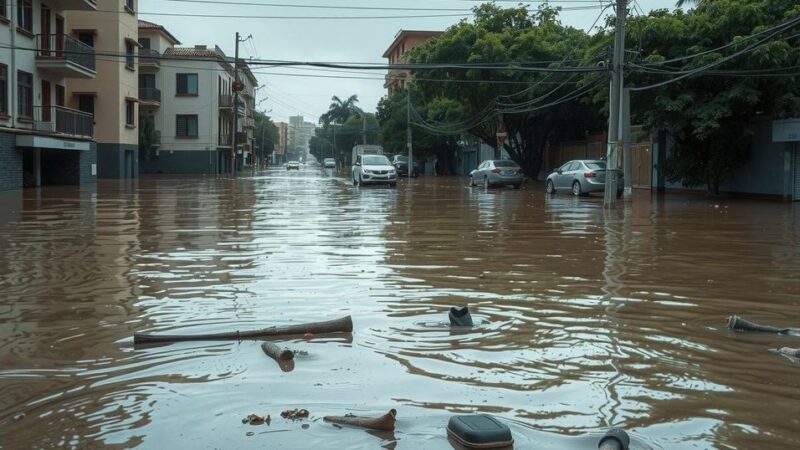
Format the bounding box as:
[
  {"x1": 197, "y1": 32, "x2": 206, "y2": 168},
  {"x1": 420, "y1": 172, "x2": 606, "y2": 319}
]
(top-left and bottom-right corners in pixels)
[
  {"x1": 0, "y1": 0, "x2": 98, "y2": 191},
  {"x1": 137, "y1": 20, "x2": 257, "y2": 174},
  {"x1": 288, "y1": 115, "x2": 316, "y2": 161}
]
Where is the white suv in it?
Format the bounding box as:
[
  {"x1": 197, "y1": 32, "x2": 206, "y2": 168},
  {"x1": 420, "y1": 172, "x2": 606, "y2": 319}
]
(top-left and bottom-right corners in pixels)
[
  {"x1": 323, "y1": 158, "x2": 336, "y2": 168},
  {"x1": 352, "y1": 154, "x2": 397, "y2": 187}
]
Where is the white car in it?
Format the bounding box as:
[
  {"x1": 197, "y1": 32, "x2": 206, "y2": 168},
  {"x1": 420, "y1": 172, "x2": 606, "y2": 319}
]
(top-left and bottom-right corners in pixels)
[
  {"x1": 286, "y1": 161, "x2": 300, "y2": 170},
  {"x1": 323, "y1": 158, "x2": 336, "y2": 168},
  {"x1": 352, "y1": 154, "x2": 396, "y2": 187}
]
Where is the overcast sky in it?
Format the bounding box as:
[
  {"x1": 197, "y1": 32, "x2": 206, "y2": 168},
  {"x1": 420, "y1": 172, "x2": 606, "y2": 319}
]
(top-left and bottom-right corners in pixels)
[{"x1": 139, "y1": 0, "x2": 679, "y2": 124}]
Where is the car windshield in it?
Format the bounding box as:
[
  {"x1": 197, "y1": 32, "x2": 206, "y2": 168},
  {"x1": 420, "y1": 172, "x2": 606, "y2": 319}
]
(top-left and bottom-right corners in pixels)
[
  {"x1": 394, "y1": 155, "x2": 408, "y2": 162},
  {"x1": 362, "y1": 155, "x2": 391, "y2": 165},
  {"x1": 493, "y1": 160, "x2": 518, "y2": 168},
  {"x1": 584, "y1": 161, "x2": 606, "y2": 170},
  {"x1": 324, "y1": 159, "x2": 334, "y2": 162}
]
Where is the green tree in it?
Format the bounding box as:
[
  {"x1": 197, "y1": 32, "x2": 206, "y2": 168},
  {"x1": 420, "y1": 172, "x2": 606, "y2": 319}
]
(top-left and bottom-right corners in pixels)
[
  {"x1": 624, "y1": 0, "x2": 800, "y2": 194},
  {"x1": 253, "y1": 111, "x2": 278, "y2": 164},
  {"x1": 138, "y1": 112, "x2": 158, "y2": 162},
  {"x1": 319, "y1": 94, "x2": 360, "y2": 126},
  {"x1": 410, "y1": 3, "x2": 604, "y2": 177}
]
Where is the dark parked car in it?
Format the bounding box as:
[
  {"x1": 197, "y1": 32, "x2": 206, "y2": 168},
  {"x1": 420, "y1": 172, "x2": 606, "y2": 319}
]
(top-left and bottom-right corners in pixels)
[
  {"x1": 391, "y1": 154, "x2": 420, "y2": 177},
  {"x1": 546, "y1": 160, "x2": 623, "y2": 197}
]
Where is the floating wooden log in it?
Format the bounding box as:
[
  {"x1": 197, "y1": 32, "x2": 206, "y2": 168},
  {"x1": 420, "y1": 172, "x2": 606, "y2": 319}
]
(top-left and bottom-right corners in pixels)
[
  {"x1": 777, "y1": 347, "x2": 800, "y2": 358},
  {"x1": 133, "y1": 316, "x2": 353, "y2": 345},
  {"x1": 727, "y1": 315, "x2": 796, "y2": 334},
  {"x1": 262, "y1": 342, "x2": 294, "y2": 361},
  {"x1": 323, "y1": 409, "x2": 396, "y2": 431}
]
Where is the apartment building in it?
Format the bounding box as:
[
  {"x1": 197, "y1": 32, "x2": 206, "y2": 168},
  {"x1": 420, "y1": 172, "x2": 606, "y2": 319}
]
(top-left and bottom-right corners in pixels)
[
  {"x1": 0, "y1": 0, "x2": 98, "y2": 192},
  {"x1": 287, "y1": 115, "x2": 315, "y2": 162},
  {"x1": 65, "y1": 0, "x2": 138, "y2": 179},
  {"x1": 137, "y1": 20, "x2": 257, "y2": 174},
  {"x1": 382, "y1": 30, "x2": 442, "y2": 96}
]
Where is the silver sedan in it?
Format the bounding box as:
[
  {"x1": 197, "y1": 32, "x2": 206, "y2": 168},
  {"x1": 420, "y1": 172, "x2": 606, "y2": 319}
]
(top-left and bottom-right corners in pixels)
[
  {"x1": 546, "y1": 160, "x2": 623, "y2": 197},
  {"x1": 469, "y1": 160, "x2": 524, "y2": 189}
]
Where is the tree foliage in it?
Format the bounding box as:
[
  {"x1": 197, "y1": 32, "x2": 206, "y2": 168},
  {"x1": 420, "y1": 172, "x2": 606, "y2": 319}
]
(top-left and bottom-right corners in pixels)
[
  {"x1": 319, "y1": 95, "x2": 360, "y2": 127},
  {"x1": 253, "y1": 111, "x2": 278, "y2": 163},
  {"x1": 624, "y1": 0, "x2": 800, "y2": 193}
]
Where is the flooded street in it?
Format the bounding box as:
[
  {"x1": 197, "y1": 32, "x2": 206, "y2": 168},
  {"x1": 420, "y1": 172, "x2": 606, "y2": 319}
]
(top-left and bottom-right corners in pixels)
[{"x1": 1, "y1": 166, "x2": 799, "y2": 449}]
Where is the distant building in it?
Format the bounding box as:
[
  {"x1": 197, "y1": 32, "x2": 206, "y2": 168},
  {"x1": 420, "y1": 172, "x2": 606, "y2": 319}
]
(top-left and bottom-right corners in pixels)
[
  {"x1": 274, "y1": 121, "x2": 288, "y2": 164},
  {"x1": 0, "y1": 0, "x2": 99, "y2": 191},
  {"x1": 137, "y1": 20, "x2": 257, "y2": 174},
  {"x1": 288, "y1": 116, "x2": 316, "y2": 161},
  {"x1": 382, "y1": 30, "x2": 442, "y2": 96},
  {"x1": 68, "y1": 0, "x2": 140, "y2": 179}
]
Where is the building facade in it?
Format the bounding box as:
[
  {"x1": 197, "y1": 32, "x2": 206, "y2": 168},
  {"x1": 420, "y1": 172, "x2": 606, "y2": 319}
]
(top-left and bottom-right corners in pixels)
[
  {"x1": 274, "y1": 121, "x2": 288, "y2": 164},
  {"x1": 0, "y1": 0, "x2": 98, "y2": 192},
  {"x1": 287, "y1": 115, "x2": 315, "y2": 162},
  {"x1": 382, "y1": 30, "x2": 442, "y2": 96},
  {"x1": 67, "y1": 0, "x2": 138, "y2": 179}
]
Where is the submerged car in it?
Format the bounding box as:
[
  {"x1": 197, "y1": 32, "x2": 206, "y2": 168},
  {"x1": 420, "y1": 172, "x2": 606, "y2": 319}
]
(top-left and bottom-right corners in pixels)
[
  {"x1": 352, "y1": 154, "x2": 397, "y2": 187},
  {"x1": 391, "y1": 154, "x2": 420, "y2": 177},
  {"x1": 286, "y1": 161, "x2": 300, "y2": 170},
  {"x1": 546, "y1": 160, "x2": 623, "y2": 197},
  {"x1": 323, "y1": 158, "x2": 336, "y2": 168},
  {"x1": 469, "y1": 160, "x2": 524, "y2": 189}
]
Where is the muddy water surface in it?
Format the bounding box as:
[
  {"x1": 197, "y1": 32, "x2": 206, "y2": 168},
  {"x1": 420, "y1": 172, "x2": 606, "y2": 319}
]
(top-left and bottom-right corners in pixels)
[{"x1": 0, "y1": 168, "x2": 799, "y2": 449}]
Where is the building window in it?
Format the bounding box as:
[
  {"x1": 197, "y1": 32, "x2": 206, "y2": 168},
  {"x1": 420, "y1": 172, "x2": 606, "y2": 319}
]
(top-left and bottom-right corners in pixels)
[
  {"x1": 17, "y1": 0, "x2": 32, "y2": 33},
  {"x1": 17, "y1": 70, "x2": 32, "y2": 118},
  {"x1": 77, "y1": 32, "x2": 94, "y2": 47},
  {"x1": 125, "y1": 100, "x2": 135, "y2": 127},
  {"x1": 176, "y1": 73, "x2": 198, "y2": 96},
  {"x1": 0, "y1": 65, "x2": 7, "y2": 115},
  {"x1": 1, "y1": 1, "x2": 7, "y2": 21},
  {"x1": 124, "y1": 0, "x2": 135, "y2": 13},
  {"x1": 176, "y1": 114, "x2": 198, "y2": 138},
  {"x1": 139, "y1": 37, "x2": 150, "y2": 49},
  {"x1": 125, "y1": 41, "x2": 135, "y2": 69},
  {"x1": 78, "y1": 95, "x2": 94, "y2": 115}
]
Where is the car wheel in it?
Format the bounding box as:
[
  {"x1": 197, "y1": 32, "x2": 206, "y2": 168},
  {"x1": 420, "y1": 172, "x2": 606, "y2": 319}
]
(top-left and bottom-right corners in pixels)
[
  {"x1": 484, "y1": 176, "x2": 489, "y2": 189},
  {"x1": 469, "y1": 176, "x2": 475, "y2": 187},
  {"x1": 572, "y1": 181, "x2": 582, "y2": 196},
  {"x1": 546, "y1": 180, "x2": 556, "y2": 194}
]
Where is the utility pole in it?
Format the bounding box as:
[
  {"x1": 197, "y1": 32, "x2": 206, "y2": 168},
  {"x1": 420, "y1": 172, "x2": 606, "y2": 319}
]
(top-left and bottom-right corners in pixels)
[
  {"x1": 407, "y1": 89, "x2": 413, "y2": 179},
  {"x1": 603, "y1": 0, "x2": 626, "y2": 208},
  {"x1": 362, "y1": 112, "x2": 367, "y2": 145},
  {"x1": 231, "y1": 32, "x2": 241, "y2": 176},
  {"x1": 333, "y1": 125, "x2": 338, "y2": 169}
]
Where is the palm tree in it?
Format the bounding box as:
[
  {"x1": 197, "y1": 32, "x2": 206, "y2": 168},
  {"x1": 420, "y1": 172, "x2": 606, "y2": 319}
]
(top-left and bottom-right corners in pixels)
[
  {"x1": 676, "y1": 0, "x2": 699, "y2": 6},
  {"x1": 319, "y1": 94, "x2": 359, "y2": 126}
]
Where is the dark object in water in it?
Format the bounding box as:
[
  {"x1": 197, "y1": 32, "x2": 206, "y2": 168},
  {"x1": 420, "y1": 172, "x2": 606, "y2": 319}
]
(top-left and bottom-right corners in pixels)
[
  {"x1": 133, "y1": 316, "x2": 353, "y2": 344},
  {"x1": 776, "y1": 347, "x2": 800, "y2": 358},
  {"x1": 727, "y1": 315, "x2": 796, "y2": 334},
  {"x1": 261, "y1": 342, "x2": 294, "y2": 361},
  {"x1": 449, "y1": 306, "x2": 474, "y2": 327},
  {"x1": 281, "y1": 409, "x2": 309, "y2": 419},
  {"x1": 598, "y1": 428, "x2": 630, "y2": 450},
  {"x1": 323, "y1": 409, "x2": 396, "y2": 431},
  {"x1": 446, "y1": 414, "x2": 513, "y2": 449}
]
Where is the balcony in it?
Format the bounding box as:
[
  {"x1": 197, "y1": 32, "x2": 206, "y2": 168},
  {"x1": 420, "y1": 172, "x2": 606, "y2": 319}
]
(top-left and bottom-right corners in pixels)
[
  {"x1": 48, "y1": 0, "x2": 97, "y2": 10},
  {"x1": 139, "y1": 87, "x2": 162, "y2": 107},
  {"x1": 243, "y1": 117, "x2": 255, "y2": 129},
  {"x1": 218, "y1": 133, "x2": 231, "y2": 147},
  {"x1": 139, "y1": 48, "x2": 161, "y2": 69},
  {"x1": 36, "y1": 34, "x2": 96, "y2": 78},
  {"x1": 219, "y1": 94, "x2": 234, "y2": 114},
  {"x1": 33, "y1": 106, "x2": 94, "y2": 138}
]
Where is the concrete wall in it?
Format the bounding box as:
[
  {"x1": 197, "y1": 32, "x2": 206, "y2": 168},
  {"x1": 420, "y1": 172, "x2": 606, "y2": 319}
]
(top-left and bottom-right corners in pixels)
[
  {"x1": 97, "y1": 143, "x2": 138, "y2": 178},
  {"x1": 139, "y1": 150, "x2": 217, "y2": 174},
  {"x1": 0, "y1": 132, "x2": 22, "y2": 191}
]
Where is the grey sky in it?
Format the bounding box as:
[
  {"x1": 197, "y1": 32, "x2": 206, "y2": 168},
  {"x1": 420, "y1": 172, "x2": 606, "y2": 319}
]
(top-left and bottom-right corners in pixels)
[{"x1": 139, "y1": 1, "x2": 679, "y2": 124}]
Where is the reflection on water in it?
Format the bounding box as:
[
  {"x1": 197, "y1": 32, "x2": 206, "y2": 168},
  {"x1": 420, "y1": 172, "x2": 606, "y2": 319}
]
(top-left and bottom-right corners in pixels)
[{"x1": 1, "y1": 170, "x2": 799, "y2": 449}]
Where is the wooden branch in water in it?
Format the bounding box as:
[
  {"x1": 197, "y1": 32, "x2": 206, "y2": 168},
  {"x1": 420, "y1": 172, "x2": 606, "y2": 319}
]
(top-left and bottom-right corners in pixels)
[
  {"x1": 726, "y1": 315, "x2": 793, "y2": 334},
  {"x1": 323, "y1": 409, "x2": 397, "y2": 431},
  {"x1": 777, "y1": 347, "x2": 800, "y2": 358},
  {"x1": 262, "y1": 342, "x2": 294, "y2": 361},
  {"x1": 133, "y1": 316, "x2": 353, "y2": 344}
]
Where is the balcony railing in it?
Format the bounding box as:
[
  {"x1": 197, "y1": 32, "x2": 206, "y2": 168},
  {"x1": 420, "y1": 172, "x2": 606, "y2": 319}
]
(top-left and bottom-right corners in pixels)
[
  {"x1": 139, "y1": 48, "x2": 160, "y2": 68},
  {"x1": 219, "y1": 94, "x2": 234, "y2": 109},
  {"x1": 33, "y1": 105, "x2": 94, "y2": 138},
  {"x1": 139, "y1": 87, "x2": 162, "y2": 103},
  {"x1": 243, "y1": 117, "x2": 255, "y2": 128},
  {"x1": 36, "y1": 34, "x2": 96, "y2": 73},
  {"x1": 219, "y1": 134, "x2": 231, "y2": 147}
]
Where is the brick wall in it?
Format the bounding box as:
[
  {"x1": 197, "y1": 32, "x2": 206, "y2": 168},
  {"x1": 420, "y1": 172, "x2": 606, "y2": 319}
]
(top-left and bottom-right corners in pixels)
[{"x1": 0, "y1": 133, "x2": 22, "y2": 192}]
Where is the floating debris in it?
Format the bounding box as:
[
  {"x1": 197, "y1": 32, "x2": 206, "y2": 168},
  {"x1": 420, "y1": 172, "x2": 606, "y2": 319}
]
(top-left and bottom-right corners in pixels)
[
  {"x1": 242, "y1": 414, "x2": 271, "y2": 425},
  {"x1": 281, "y1": 409, "x2": 310, "y2": 419}
]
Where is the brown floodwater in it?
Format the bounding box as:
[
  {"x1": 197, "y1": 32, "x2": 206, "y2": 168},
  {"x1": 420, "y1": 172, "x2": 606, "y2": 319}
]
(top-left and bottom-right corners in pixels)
[{"x1": 0, "y1": 167, "x2": 798, "y2": 449}]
